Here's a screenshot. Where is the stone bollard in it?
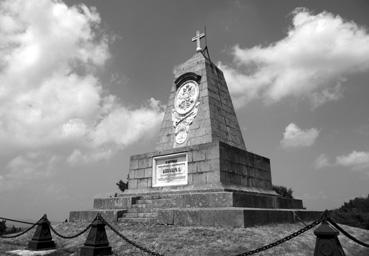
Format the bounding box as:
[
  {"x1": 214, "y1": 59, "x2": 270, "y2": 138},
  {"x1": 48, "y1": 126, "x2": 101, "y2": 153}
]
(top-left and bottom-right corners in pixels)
[
  {"x1": 28, "y1": 214, "x2": 56, "y2": 250},
  {"x1": 314, "y1": 220, "x2": 345, "y2": 256},
  {"x1": 80, "y1": 213, "x2": 112, "y2": 256}
]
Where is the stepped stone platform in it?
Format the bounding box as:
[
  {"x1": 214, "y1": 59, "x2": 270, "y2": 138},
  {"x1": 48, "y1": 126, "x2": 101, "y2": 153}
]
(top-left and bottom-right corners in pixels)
[
  {"x1": 69, "y1": 191, "x2": 321, "y2": 227},
  {"x1": 69, "y1": 209, "x2": 126, "y2": 223}
]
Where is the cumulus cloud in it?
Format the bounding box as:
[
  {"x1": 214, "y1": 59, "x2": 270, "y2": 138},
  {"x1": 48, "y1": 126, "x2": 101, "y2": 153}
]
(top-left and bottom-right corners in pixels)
[
  {"x1": 314, "y1": 151, "x2": 369, "y2": 173},
  {"x1": 0, "y1": 152, "x2": 61, "y2": 192},
  {"x1": 0, "y1": 0, "x2": 165, "y2": 193},
  {"x1": 314, "y1": 154, "x2": 331, "y2": 169},
  {"x1": 222, "y1": 8, "x2": 369, "y2": 107},
  {"x1": 0, "y1": 0, "x2": 164, "y2": 165},
  {"x1": 336, "y1": 151, "x2": 369, "y2": 170},
  {"x1": 281, "y1": 123, "x2": 319, "y2": 148}
]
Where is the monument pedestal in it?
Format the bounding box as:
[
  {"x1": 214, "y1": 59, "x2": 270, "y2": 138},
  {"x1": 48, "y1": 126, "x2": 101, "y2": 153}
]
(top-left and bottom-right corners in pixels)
[
  {"x1": 69, "y1": 42, "x2": 322, "y2": 226},
  {"x1": 126, "y1": 141, "x2": 273, "y2": 195},
  {"x1": 70, "y1": 141, "x2": 320, "y2": 226}
]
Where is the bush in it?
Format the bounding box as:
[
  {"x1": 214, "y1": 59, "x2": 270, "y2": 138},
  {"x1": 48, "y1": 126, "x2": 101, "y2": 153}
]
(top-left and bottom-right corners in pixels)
[
  {"x1": 0, "y1": 221, "x2": 6, "y2": 235},
  {"x1": 331, "y1": 194, "x2": 369, "y2": 230},
  {"x1": 116, "y1": 179, "x2": 128, "y2": 192},
  {"x1": 273, "y1": 185, "x2": 294, "y2": 199}
]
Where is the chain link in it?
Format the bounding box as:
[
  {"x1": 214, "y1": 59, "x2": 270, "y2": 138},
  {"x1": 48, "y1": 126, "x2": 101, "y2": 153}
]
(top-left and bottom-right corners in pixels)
[
  {"x1": 0, "y1": 216, "x2": 39, "y2": 226},
  {"x1": 0, "y1": 218, "x2": 41, "y2": 239},
  {"x1": 49, "y1": 222, "x2": 92, "y2": 239},
  {"x1": 327, "y1": 218, "x2": 369, "y2": 248},
  {"x1": 5, "y1": 210, "x2": 369, "y2": 256},
  {"x1": 102, "y1": 217, "x2": 164, "y2": 256},
  {"x1": 234, "y1": 217, "x2": 323, "y2": 256}
]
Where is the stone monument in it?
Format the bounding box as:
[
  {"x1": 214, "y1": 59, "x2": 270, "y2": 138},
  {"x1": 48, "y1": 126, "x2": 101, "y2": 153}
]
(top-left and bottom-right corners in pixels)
[{"x1": 70, "y1": 30, "x2": 320, "y2": 227}]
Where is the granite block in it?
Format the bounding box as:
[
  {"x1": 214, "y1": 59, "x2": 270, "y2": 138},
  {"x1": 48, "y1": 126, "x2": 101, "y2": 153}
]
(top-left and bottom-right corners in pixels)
[
  {"x1": 135, "y1": 169, "x2": 145, "y2": 179},
  {"x1": 144, "y1": 168, "x2": 152, "y2": 178},
  {"x1": 193, "y1": 150, "x2": 206, "y2": 161},
  {"x1": 93, "y1": 197, "x2": 131, "y2": 209},
  {"x1": 128, "y1": 179, "x2": 137, "y2": 189},
  {"x1": 137, "y1": 178, "x2": 148, "y2": 188},
  {"x1": 69, "y1": 210, "x2": 125, "y2": 223}
]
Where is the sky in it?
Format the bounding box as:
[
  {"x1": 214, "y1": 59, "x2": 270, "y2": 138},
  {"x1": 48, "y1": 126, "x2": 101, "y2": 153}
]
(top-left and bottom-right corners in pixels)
[{"x1": 0, "y1": 0, "x2": 368, "y2": 222}]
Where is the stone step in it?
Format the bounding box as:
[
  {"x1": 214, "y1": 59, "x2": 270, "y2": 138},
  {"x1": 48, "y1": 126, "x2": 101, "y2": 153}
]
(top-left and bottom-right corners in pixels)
[
  {"x1": 69, "y1": 209, "x2": 127, "y2": 222},
  {"x1": 124, "y1": 212, "x2": 158, "y2": 218},
  {"x1": 127, "y1": 207, "x2": 156, "y2": 213},
  {"x1": 157, "y1": 207, "x2": 322, "y2": 227},
  {"x1": 138, "y1": 194, "x2": 176, "y2": 200},
  {"x1": 93, "y1": 197, "x2": 131, "y2": 209},
  {"x1": 135, "y1": 198, "x2": 176, "y2": 208},
  {"x1": 118, "y1": 217, "x2": 158, "y2": 224},
  {"x1": 135, "y1": 199, "x2": 153, "y2": 204},
  {"x1": 131, "y1": 191, "x2": 304, "y2": 210}
]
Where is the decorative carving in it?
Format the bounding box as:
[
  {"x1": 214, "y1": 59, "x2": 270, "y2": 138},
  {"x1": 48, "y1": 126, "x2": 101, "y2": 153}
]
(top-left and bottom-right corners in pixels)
[{"x1": 172, "y1": 80, "x2": 200, "y2": 144}]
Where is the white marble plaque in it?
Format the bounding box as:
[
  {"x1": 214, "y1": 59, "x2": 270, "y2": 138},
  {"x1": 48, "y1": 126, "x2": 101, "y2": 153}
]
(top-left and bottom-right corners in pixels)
[{"x1": 152, "y1": 153, "x2": 188, "y2": 187}]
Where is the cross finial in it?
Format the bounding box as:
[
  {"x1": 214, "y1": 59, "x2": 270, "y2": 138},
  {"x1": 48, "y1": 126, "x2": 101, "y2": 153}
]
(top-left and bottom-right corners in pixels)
[{"x1": 192, "y1": 30, "x2": 205, "y2": 52}]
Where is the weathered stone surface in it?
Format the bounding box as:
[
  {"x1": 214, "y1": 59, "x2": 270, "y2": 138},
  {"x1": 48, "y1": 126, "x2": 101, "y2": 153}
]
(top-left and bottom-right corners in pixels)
[
  {"x1": 126, "y1": 141, "x2": 274, "y2": 194},
  {"x1": 219, "y1": 142, "x2": 273, "y2": 191},
  {"x1": 158, "y1": 208, "x2": 322, "y2": 227},
  {"x1": 70, "y1": 190, "x2": 307, "y2": 224},
  {"x1": 156, "y1": 52, "x2": 246, "y2": 151},
  {"x1": 92, "y1": 191, "x2": 301, "y2": 210},
  {"x1": 69, "y1": 210, "x2": 125, "y2": 223},
  {"x1": 93, "y1": 197, "x2": 131, "y2": 209}
]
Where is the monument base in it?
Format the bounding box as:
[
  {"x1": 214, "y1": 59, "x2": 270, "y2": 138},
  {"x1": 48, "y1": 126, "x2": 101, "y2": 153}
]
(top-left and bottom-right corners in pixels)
[
  {"x1": 69, "y1": 141, "x2": 321, "y2": 226},
  {"x1": 69, "y1": 190, "x2": 321, "y2": 227},
  {"x1": 126, "y1": 141, "x2": 274, "y2": 194},
  {"x1": 157, "y1": 208, "x2": 322, "y2": 227},
  {"x1": 69, "y1": 209, "x2": 126, "y2": 223}
]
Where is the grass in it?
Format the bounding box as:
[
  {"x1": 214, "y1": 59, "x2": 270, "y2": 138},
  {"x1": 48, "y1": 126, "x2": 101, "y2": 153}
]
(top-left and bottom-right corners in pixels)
[{"x1": 1, "y1": 221, "x2": 368, "y2": 256}]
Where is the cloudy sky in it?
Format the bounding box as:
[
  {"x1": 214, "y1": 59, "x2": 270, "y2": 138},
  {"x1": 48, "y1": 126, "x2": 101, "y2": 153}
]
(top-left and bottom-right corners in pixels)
[{"x1": 0, "y1": 0, "x2": 368, "y2": 221}]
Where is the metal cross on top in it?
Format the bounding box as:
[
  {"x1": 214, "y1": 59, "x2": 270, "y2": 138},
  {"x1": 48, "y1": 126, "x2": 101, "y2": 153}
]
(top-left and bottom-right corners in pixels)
[{"x1": 192, "y1": 30, "x2": 205, "y2": 52}]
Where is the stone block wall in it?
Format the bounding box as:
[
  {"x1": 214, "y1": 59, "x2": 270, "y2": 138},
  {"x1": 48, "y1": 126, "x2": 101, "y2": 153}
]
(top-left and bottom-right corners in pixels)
[
  {"x1": 127, "y1": 141, "x2": 273, "y2": 193},
  {"x1": 156, "y1": 53, "x2": 213, "y2": 151},
  {"x1": 156, "y1": 52, "x2": 246, "y2": 151},
  {"x1": 127, "y1": 142, "x2": 222, "y2": 193},
  {"x1": 205, "y1": 61, "x2": 246, "y2": 150},
  {"x1": 94, "y1": 197, "x2": 132, "y2": 209},
  {"x1": 219, "y1": 142, "x2": 273, "y2": 191}
]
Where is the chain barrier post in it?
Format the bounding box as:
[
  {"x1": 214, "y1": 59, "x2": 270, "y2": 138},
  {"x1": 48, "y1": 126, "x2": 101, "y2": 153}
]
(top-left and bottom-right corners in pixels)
[
  {"x1": 80, "y1": 213, "x2": 112, "y2": 256},
  {"x1": 314, "y1": 216, "x2": 346, "y2": 256},
  {"x1": 28, "y1": 214, "x2": 56, "y2": 250}
]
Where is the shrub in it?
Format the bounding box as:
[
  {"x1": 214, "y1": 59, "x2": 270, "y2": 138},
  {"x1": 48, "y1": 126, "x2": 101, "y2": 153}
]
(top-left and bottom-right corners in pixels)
[
  {"x1": 116, "y1": 179, "x2": 128, "y2": 192},
  {"x1": 0, "y1": 220, "x2": 6, "y2": 235},
  {"x1": 331, "y1": 194, "x2": 369, "y2": 230},
  {"x1": 273, "y1": 185, "x2": 294, "y2": 199}
]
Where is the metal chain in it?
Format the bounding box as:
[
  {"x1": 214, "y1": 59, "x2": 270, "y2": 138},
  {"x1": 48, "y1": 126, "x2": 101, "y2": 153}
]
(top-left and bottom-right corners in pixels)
[
  {"x1": 0, "y1": 219, "x2": 40, "y2": 239},
  {"x1": 0, "y1": 216, "x2": 39, "y2": 226},
  {"x1": 102, "y1": 218, "x2": 164, "y2": 256},
  {"x1": 49, "y1": 222, "x2": 92, "y2": 239},
  {"x1": 327, "y1": 218, "x2": 369, "y2": 248},
  {"x1": 234, "y1": 217, "x2": 323, "y2": 256}
]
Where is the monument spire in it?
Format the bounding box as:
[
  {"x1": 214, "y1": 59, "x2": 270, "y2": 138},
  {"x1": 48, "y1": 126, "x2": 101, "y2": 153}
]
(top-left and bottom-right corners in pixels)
[{"x1": 191, "y1": 30, "x2": 205, "y2": 52}]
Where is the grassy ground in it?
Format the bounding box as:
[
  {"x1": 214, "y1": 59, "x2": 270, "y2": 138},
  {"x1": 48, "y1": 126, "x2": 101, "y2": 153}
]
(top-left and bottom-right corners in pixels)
[{"x1": 1, "y1": 221, "x2": 368, "y2": 256}]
